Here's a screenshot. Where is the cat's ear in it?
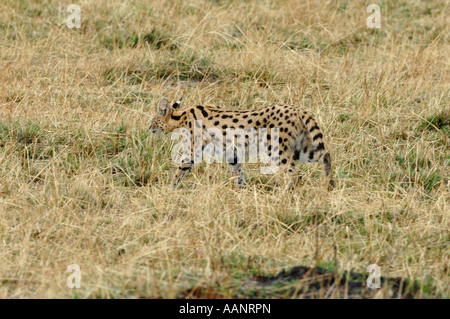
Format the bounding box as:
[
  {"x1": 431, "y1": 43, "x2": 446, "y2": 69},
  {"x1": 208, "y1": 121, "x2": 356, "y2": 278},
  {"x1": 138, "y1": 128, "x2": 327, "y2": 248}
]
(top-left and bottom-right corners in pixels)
[
  {"x1": 158, "y1": 97, "x2": 171, "y2": 116},
  {"x1": 172, "y1": 96, "x2": 183, "y2": 109}
]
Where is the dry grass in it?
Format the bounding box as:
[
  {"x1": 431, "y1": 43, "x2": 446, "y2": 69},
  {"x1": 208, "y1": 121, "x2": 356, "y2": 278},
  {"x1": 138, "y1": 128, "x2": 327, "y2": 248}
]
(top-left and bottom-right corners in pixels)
[{"x1": 0, "y1": 0, "x2": 448, "y2": 298}]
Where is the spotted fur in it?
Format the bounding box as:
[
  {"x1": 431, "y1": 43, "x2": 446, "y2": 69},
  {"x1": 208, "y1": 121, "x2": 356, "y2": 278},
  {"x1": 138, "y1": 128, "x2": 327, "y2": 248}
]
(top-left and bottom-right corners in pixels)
[{"x1": 149, "y1": 97, "x2": 335, "y2": 189}]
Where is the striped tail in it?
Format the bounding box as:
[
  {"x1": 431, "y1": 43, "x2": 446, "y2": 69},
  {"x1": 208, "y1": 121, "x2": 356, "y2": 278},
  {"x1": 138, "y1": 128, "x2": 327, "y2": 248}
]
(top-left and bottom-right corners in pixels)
[{"x1": 297, "y1": 111, "x2": 335, "y2": 190}]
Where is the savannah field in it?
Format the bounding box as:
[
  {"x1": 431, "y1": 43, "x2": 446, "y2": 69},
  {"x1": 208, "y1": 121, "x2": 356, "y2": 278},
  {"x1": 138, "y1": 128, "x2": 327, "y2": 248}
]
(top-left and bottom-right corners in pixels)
[{"x1": 0, "y1": 0, "x2": 448, "y2": 298}]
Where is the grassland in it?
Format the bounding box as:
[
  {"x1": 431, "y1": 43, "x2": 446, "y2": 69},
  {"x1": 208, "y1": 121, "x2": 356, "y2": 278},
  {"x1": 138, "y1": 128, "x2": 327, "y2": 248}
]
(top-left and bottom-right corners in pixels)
[{"x1": 0, "y1": 0, "x2": 448, "y2": 298}]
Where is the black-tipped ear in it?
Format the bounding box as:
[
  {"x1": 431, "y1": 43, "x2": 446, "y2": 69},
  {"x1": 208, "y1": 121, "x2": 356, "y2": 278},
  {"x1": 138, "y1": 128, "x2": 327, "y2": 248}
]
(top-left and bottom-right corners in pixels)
[
  {"x1": 158, "y1": 97, "x2": 170, "y2": 116},
  {"x1": 172, "y1": 96, "x2": 183, "y2": 109}
]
